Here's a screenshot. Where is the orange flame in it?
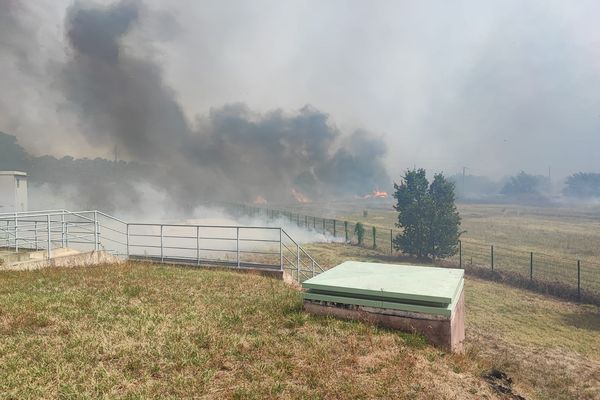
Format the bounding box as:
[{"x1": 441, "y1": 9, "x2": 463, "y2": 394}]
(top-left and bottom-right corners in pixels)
[
  {"x1": 253, "y1": 195, "x2": 268, "y2": 205},
  {"x1": 362, "y1": 189, "x2": 389, "y2": 199},
  {"x1": 292, "y1": 188, "x2": 310, "y2": 203}
]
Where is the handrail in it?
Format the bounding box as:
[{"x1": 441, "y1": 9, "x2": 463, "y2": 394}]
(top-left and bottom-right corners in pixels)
[{"x1": 0, "y1": 209, "x2": 324, "y2": 282}]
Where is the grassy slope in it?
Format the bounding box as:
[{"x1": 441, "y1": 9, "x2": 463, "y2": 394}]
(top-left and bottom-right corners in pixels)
[
  {"x1": 305, "y1": 243, "x2": 600, "y2": 400},
  {"x1": 1, "y1": 263, "x2": 497, "y2": 400},
  {"x1": 281, "y1": 201, "x2": 600, "y2": 293},
  {"x1": 290, "y1": 201, "x2": 600, "y2": 262}
]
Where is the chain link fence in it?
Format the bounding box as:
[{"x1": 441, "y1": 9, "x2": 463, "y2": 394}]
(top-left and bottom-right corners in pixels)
[{"x1": 229, "y1": 203, "x2": 600, "y2": 305}]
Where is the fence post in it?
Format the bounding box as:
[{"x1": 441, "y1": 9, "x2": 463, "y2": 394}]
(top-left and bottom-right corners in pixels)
[
  {"x1": 323, "y1": 218, "x2": 325, "y2": 234},
  {"x1": 195, "y1": 225, "x2": 199, "y2": 266},
  {"x1": 459, "y1": 240, "x2": 462, "y2": 268},
  {"x1": 14, "y1": 214, "x2": 18, "y2": 252},
  {"x1": 34, "y1": 221, "x2": 38, "y2": 250},
  {"x1": 333, "y1": 220, "x2": 336, "y2": 237},
  {"x1": 94, "y1": 211, "x2": 99, "y2": 251},
  {"x1": 160, "y1": 225, "x2": 164, "y2": 262},
  {"x1": 344, "y1": 221, "x2": 348, "y2": 242},
  {"x1": 530, "y1": 252, "x2": 533, "y2": 280},
  {"x1": 577, "y1": 260, "x2": 581, "y2": 300},
  {"x1": 491, "y1": 245, "x2": 494, "y2": 271},
  {"x1": 279, "y1": 229, "x2": 283, "y2": 270},
  {"x1": 296, "y1": 243, "x2": 300, "y2": 281},
  {"x1": 313, "y1": 216, "x2": 316, "y2": 230},
  {"x1": 391, "y1": 229, "x2": 393, "y2": 255},
  {"x1": 372, "y1": 226, "x2": 377, "y2": 249},
  {"x1": 61, "y1": 211, "x2": 66, "y2": 248},
  {"x1": 65, "y1": 223, "x2": 69, "y2": 248},
  {"x1": 127, "y1": 224, "x2": 131, "y2": 260},
  {"x1": 236, "y1": 227, "x2": 240, "y2": 268},
  {"x1": 46, "y1": 214, "x2": 52, "y2": 259}
]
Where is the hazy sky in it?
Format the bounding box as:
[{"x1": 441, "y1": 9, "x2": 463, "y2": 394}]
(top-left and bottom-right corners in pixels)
[{"x1": 2, "y1": 0, "x2": 600, "y2": 180}]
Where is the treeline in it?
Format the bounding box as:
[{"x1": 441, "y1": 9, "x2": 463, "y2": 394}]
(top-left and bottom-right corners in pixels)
[
  {"x1": 0, "y1": 131, "x2": 156, "y2": 212},
  {"x1": 450, "y1": 170, "x2": 600, "y2": 202}
]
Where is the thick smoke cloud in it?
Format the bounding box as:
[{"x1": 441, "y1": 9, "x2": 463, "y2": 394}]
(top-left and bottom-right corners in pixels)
[
  {"x1": 59, "y1": 0, "x2": 389, "y2": 207},
  {"x1": 5, "y1": 0, "x2": 600, "y2": 205}
]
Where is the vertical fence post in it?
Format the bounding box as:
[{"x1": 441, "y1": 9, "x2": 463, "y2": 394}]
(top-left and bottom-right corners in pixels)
[
  {"x1": 46, "y1": 214, "x2": 52, "y2": 259},
  {"x1": 577, "y1": 260, "x2": 581, "y2": 300},
  {"x1": 14, "y1": 214, "x2": 18, "y2": 252},
  {"x1": 344, "y1": 221, "x2": 348, "y2": 242},
  {"x1": 127, "y1": 224, "x2": 131, "y2": 259},
  {"x1": 65, "y1": 223, "x2": 69, "y2": 248},
  {"x1": 313, "y1": 216, "x2": 316, "y2": 230},
  {"x1": 279, "y1": 229, "x2": 283, "y2": 270},
  {"x1": 34, "y1": 221, "x2": 38, "y2": 250},
  {"x1": 391, "y1": 229, "x2": 393, "y2": 255},
  {"x1": 296, "y1": 243, "x2": 300, "y2": 281},
  {"x1": 530, "y1": 252, "x2": 533, "y2": 281},
  {"x1": 322, "y1": 218, "x2": 325, "y2": 234},
  {"x1": 196, "y1": 226, "x2": 200, "y2": 266},
  {"x1": 61, "y1": 211, "x2": 65, "y2": 248},
  {"x1": 94, "y1": 211, "x2": 99, "y2": 251},
  {"x1": 160, "y1": 225, "x2": 164, "y2": 262},
  {"x1": 372, "y1": 226, "x2": 377, "y2": 249},
  {"x1": 236, "y1": 227, "x2": 240, "y2": 268},
  {"x1": 459, "y1": 240, "x2": 462, "y2": 268},
  {"x1": 491, "y1": 245, "x2": 494, "y2": 271},
  {"x1": 333, "y1": 220, "x2": 336, "y2": 237}
]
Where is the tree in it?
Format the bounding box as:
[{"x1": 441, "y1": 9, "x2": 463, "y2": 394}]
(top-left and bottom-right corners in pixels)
[
  {"x1": 563, "y1": 172, "x2": 600, "y2": 198},
  {"x1": 501, "y1": 171, "x2": 549, "y2": 196},
  {"x1": 393, "y1": 169, "x2": 461, "y2": 259}
]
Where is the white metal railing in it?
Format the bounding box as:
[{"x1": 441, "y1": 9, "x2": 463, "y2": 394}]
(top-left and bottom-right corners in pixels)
[{"x1": 0, "y1": 209, "x2": 323, "y2": 281}]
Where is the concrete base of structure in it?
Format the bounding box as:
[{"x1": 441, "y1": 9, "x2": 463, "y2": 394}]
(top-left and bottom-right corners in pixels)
[
  {"x1": 0, "y1": 250, "x2": 122, "y2": 271},
  {"x1": 304, "y1": 289, "x2": 465, "y2": 352}
]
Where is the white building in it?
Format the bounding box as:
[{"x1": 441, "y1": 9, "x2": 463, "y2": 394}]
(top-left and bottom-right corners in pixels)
[{"x1": 0, "y1": 171, "x2": 28, "y2": 212}]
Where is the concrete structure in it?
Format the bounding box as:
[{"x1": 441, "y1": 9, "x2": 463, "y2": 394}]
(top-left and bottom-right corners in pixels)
[
  {"x1": 302, "y1": 261, "x2": 465, "y2": 352},
  {"x1": 0, "y1": 171, "x2": 28, "y2": 212}
]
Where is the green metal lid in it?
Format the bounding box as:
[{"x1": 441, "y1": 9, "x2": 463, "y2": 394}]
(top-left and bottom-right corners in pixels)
[{"x1": 302, "y1": 261, "x2": 464, "y2": 305}]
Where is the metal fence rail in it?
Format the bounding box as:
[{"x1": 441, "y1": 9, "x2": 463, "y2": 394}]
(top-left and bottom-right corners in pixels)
[
  {"x1": 229, "y1": 203, "x2": 600, "y2": 304},
  {"x1": 0, "y1": 209, "x2": 323, "y2": 282}
]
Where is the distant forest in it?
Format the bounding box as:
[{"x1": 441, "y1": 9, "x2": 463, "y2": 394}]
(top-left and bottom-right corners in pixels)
[
  {"x1": 3, "y1": 131, "x2": 600, "y2": 212},
  {"x1": 0, "y1": 131, "x2": 156, "y2": 212}
]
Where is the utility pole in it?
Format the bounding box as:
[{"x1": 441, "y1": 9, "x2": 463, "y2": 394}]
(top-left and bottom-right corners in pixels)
[{"x1": 462, "y1": 166, "x2": 470, "y2": 187}]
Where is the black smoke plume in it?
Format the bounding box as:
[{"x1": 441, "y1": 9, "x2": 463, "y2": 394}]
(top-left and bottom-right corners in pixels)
[{"x1": 59, "y1": 0, "x2": 389, "y2": 208}]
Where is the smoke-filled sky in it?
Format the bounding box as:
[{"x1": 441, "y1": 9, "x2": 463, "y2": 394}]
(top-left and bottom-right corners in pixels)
[{"x1": 2, "y1": 0, "x2": 600, "y2": 188}]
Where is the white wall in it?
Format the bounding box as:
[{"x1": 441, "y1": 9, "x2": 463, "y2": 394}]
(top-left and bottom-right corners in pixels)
[
  {"x1": 0, "y1": 175, "x2": 28, "y2": 212},
  {"x1": 0, "y1": 175, "x2": 14, "y2": 212},
  {"x1": 15, "y1": 176, "x2": 28, "y2": 212}
]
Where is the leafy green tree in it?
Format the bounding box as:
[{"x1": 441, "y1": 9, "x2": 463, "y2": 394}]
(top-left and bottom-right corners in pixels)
[
  {"x1": 501, "y1": 171, "x2": 549, "y2": 196},
  {"x1": 354, "y1": 222, "x2": 365, "y2": 246},
  {"x1": 393, "y1": 169, "x2": 461, "y2": 259},
  {"x1": 563, "y1": 172, "x2": 600, "y2": 198}
]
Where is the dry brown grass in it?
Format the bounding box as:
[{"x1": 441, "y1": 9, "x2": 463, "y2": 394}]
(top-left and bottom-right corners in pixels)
[
  {"x1": 0, "y1": 262, "x2": 501, "y2": 400},
  {"x1": 305, "y1": 242, "x2": 600, "y2": 400}
]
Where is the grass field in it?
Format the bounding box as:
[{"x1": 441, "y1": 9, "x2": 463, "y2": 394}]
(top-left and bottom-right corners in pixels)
[
  {"x1": 1, "y1": 257, "x2": 599, "y2": 399},
  {"x1": 269, "y1": 201, "x2": 600, "y2": 298}
]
